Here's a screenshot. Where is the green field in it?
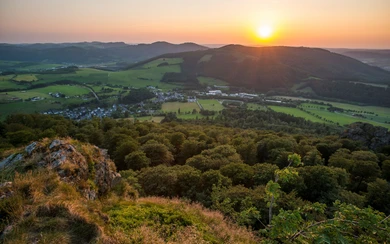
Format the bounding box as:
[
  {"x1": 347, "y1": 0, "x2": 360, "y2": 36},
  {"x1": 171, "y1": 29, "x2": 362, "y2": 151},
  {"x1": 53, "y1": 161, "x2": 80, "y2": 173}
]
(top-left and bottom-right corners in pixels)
[
  {"x1": 247, "y1": 103, "x2": 267, "y2": 111},
  {"x1": 0, "y1": 60, "x2": 62, "y2": 72},
  {"x1": 299, "y1": 103, "x2": 390, "y2": 128},
  {"x1": 135, "y1": 116, "x2": 165, "y2": 123},
  {"x1": 197, "y1": 99, "x2": 224, "y2": 111},
  {"x1": 198, "y1": 76, "x2": 228, "y2": 86},
  {"x1": 5, "y1": 85, "x2": 91, "y2": 100},
  {"x1": 0, "y1": 100, "x2": 62, "y2": 120},
  {"x1": 162, "y1": 102, "x2": 200, "y2": 113},
  {"x1": 198, "y1": 55, "x2": 213, "y2": 63},
  {"x1": 13, "y1": 74, "x2": 38, "y2": 82},
  {"x1": 142, "y1": 58, "x2": 183, "y2": 68},
  {"x1": 268, "y1": 106, "x2": 328, "y2": 123}
]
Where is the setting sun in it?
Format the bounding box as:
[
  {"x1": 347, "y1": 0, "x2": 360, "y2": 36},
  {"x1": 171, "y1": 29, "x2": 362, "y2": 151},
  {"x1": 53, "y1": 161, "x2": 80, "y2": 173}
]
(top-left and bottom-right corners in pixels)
[{"x1": 257, "y1": 25, "x2": 273, "y2": 39}]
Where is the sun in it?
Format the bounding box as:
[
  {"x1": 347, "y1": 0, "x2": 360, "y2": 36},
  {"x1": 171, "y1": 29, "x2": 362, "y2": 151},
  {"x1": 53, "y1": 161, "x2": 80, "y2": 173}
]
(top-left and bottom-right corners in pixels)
[{"x1": 257, "y1": 25, "x2": 273, "y2": 39}]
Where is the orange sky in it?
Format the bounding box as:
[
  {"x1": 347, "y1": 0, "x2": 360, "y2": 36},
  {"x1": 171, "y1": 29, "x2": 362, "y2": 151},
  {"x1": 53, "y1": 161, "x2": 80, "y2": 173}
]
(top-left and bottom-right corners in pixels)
[{"x1": 0, "y1": 0, "x2": 389, "y2": 48}]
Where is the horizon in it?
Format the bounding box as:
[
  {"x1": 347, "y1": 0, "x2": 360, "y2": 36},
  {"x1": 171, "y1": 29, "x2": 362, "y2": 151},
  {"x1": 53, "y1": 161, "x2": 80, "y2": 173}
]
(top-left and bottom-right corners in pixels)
[
  {"x1": 1, "y1": 0, "x2": 389, "y2": 49},
  {"x1": 1, "y1": 41, "x2": 389, "y2": 50}
]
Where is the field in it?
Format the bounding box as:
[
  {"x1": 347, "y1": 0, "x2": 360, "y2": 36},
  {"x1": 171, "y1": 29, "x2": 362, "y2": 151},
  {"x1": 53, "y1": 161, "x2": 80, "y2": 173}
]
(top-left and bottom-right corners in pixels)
[
  {"x1": 198, "y1": 76, "x2": 228, "y2": 86},
  {"x1": 162, "y1": 102, "x2": 200, "y2": 113},
  {"x1": 197, "y1": 99, "x2": 224, "y2": 111},
  {"x1": 299, "y1": 103, "x2": 390, "y2": 128},
  {"x1": 269, "y1": 96, "x2": 390, "y2": 128},
  {"x1": 268, "y1": 106, "x2": 327, "y2": 123},
  {"x1": 13, "y1": 74, "x2": 38, "y2": 82},
  {"x1": 5, "y1": 85, "x2": 91, "y2": 100},
  {"x1": 0, "y1": 100, "x2": 63, "y2": 120},
  {"x1": 0, "y1": 60, "x2": 63, "y2": 72},
  {"x1": 142, "y1": 58, "x2": 183, "y2": 68},
  {"x1": 0, "y1": 58, "x2": 186, "y2": 118},
  {"x1": 135, "y1": 116, "x2": 165, "y2": 123},
  {"x1": 198, "y1": 55, "x2": 213, "y2": 63}
]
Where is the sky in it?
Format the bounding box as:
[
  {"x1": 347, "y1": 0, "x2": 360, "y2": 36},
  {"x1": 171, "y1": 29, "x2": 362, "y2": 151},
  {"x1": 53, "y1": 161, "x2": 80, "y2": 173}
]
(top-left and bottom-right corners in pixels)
[{"x1": 0, "y1": 0, "x2": 389, "y2": 48}]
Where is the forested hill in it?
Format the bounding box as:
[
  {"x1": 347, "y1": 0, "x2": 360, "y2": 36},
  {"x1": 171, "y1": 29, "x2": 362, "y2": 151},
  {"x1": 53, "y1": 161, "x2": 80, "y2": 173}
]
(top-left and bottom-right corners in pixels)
[
  {"x1": 0, "y1": 41, "x2": 208, "y2": 64},
  {"x1": 156, "y1": 45, "x2": 390, "y2": 91},
  {"x1": 1, "y1": 114, "x2": 390, "y2": 242}
]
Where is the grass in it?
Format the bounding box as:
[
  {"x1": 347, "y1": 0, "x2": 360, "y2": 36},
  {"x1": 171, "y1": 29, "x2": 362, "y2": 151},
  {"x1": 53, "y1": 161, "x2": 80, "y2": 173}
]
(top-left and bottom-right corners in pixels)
[
  {"x1": 198, "y1": 76, "x2": 228, "y2": 86},
  {"x1": 268, "y1": 106, "x2": 327, "y2": 123},
  {"x1": 299, "y1": 103, "x2": 390, "y2": 128},
  {"x1": 197, "y1": 99, "x2": 224, "y2": 111},
  {"x1": 13, "y1": 74, "x2": 38, "y2": 82},
  {"x1": 198, "y1": 55, "x2": 213, "y2": 63},
  {"x1": 107, "y1": 197, "x2": 259, "y2": 243},
  {"x1": 270, "y1": 96, "x2": 390, "y2": 128},
  {"x1": 135, "y1": 116, "x2": 165, "y2": 123},
  {"x1": 0, "y1": 101, "x2": 63, "y2": 120},
  {"x1": 0, "y1": 60, "x2": 62, "y2": 72},
  {"x1": 142, "y1": 58, "x2": 183, "y2": 68},
  {"x1": 32, "y1": 66, "x2": 181, "y2": 91},
  {"x1": 162, "y1": 102, "x2": 200, "y2": 113},
  {"x1": 6, "y1": 85, "x2": 91, "y2": 99}
]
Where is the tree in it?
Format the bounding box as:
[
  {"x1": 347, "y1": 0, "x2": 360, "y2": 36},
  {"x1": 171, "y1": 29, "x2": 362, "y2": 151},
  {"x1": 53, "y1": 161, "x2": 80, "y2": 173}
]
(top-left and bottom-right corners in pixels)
[
  {"x1": 302, "y1": 150, "x2": 323, "y2": 166},
  {"x1": 266, "y1": 153, "x2": 302, "y2": 223},
  {"x1": 297, "y1": 165, "x2": 348, "y2": 204},
  {"x1": 141, "y1": 141, "x2": 174, "y2": 166},
  {"x1": 113, "y1": 140, "x2": 140, "y2": 170},
  {"x1": 367, "y1": 178, "x2": 390, "y2": 214},
  {"x1": 220, "y1": 163, "x2": 254, "y2": 187},
  {"x1": 265, "y1": 201, "x2": 390, "y2": 243},
  {"x1": 124, "y1": 151, "x2": 151, "y2": 171},
  {"x1": 252, "y1": 163, "x2": 279, "y2": 186},
  {"x1": 349, "y1": 154, "x2": 380, "y2": 192},
  {"x1": 382, "y1": 160, "x2": 390, "y2": 181}
]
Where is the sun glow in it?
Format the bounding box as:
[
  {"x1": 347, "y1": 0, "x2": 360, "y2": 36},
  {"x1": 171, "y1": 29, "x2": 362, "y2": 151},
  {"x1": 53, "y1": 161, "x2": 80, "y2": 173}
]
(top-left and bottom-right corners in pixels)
[{"x1": 257, "y1": 25, "x2": 273, "y2": 39}]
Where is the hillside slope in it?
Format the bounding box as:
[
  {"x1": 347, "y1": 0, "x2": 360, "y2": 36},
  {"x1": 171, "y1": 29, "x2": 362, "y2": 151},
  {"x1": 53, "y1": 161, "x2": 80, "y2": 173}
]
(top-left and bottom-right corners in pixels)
[
  {"x1": 156, "y1": 45, "x2": 390, "y2": 91},
  {"x1": 0, "y1": 42, "x2": 208, "y2": 64},
  {"x1": 0, "y1": 138, "x2": 258, "y2": 243}
]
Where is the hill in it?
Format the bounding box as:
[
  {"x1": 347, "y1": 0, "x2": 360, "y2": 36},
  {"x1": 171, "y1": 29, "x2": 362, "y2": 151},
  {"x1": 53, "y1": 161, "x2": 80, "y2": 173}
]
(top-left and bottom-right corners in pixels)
[
  {"x1": 154, "y1": 45, "x2": 390, "y2": 91},
  {"x1": 0, "y1": 138, "x2": 258, "y2": 243},
  {"x1": 329, "y1": 48, "x2": 390, "y2": 71},
  {"x1": 0, "y1": 42, "x2": 208, "y2": 65}
]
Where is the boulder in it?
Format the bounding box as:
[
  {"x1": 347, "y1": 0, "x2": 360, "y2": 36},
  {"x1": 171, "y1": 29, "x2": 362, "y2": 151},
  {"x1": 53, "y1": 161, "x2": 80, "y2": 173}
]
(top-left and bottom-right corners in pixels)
[
  {"x1": 25, "y1": 142, "x2": 38, "y2": 155},
  {"x1": 341, "y1": 122, "x2": 390, "y2": 151}
]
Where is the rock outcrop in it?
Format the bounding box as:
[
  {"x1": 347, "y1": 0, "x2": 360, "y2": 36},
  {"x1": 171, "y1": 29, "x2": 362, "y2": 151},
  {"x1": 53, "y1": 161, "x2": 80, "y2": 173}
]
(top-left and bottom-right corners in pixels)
[
  {"x1": 341, "y1": 122, "x2": 390, "y2": 151},
  {"x1": 0, "y1": 139, "x2": 121, "y2": 199}
]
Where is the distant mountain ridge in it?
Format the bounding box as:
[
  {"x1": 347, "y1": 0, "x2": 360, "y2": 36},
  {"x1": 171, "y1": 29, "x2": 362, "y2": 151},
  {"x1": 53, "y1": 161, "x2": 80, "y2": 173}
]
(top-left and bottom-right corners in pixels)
[
  {"x1": 152, "y1": 45, "x2": 390, "y2": 90},
  {"x1": 328, "y1": 48, "x2": 390, "y2": 71},
  {"x1": 0, "y1": 41, "x2": 208, "y2": 64}
]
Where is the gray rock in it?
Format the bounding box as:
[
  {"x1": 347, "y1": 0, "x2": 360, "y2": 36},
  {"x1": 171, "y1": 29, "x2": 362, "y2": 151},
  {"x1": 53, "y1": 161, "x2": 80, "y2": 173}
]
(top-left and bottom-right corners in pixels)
[
  {"x1": 49, "y1": 139, "x2": 65, "y2": 149},
  {"x1": 84, "y1": 189, "x2": 97, "y2": 200},
  {"x1": 111, "y1": 173, "x2": 122, "y2": 187},
  {"x1": 341, "y1": 122, "x2": 390, "y2": 151},
  {"x1": 0, "y1": 154, "x2": 23, "y2": 168},
  {"x1": 0, "y1": 182, "x2": 14, "y2": 200},
  {"x1": 25, "y1": 142, "x2": 38, "y2": 155},
  {"x1": 12, "y1": 154, "x2": 23, "y2": 164},
  {"x1": 0, "y1": 154, "x2": 15, "y2": 168}
]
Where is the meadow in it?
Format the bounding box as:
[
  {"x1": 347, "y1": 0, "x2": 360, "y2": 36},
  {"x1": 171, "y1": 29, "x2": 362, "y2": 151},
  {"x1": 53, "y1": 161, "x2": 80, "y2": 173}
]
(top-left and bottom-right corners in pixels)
[
  {"x1": 5, "y1": 85, "x2": 91, "y2": 100},
  {"x1": 197, "y1": 99, "x2": 224, "y2": 111},
  {"x1": 198, "y1": 76, "x2": 228, "y2": 86},
  {"x1": 162, "y1": 102, "x2": 200, "y2": 113},
  {"x1": 13, "y1": 74, "x2": 38, "y2": 82},
  {"x1": 268, "y1": 106, "x2": 327, "y2": 123}
]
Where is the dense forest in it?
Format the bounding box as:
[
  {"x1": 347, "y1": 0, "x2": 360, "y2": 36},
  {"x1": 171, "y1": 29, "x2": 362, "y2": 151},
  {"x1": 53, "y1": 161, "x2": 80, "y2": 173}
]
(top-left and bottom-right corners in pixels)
[{"x1": 1, "y1": 110, "x2": 389, "y2": 242}]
